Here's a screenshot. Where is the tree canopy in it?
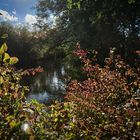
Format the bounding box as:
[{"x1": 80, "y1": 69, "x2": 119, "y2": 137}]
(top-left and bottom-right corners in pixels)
[{"x1": 36, "y1": 0, "x2": 140, "y2": 66}]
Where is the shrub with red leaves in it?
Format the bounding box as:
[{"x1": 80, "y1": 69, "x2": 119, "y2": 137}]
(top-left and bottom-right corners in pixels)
[
  {"x1": 23, "y1": 66, "x2": 44, "y2": 76},
  {"x1": 65, "y1": 44, "x2": 140, "y2": 139}
]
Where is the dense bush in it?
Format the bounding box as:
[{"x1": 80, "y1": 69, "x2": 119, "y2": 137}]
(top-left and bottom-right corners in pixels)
[
  {"x1": 0, "y1": 34, "x2": 77, "y2": 140},
  {"x1": 65, "y1": 44, "x2": 140, "y2": 139},
  {"x1": 0, "y1": 33, "x2": 140, "y2": 139},
  {"x1": 0, "y1": 34, "x2": 46, "y2": 139},
  {"x1": 34, "y1": 43, "x2": 140, "y2": 139}
]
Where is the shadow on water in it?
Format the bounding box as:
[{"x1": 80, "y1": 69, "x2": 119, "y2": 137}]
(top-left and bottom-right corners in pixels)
[{"x1": 22, "y1": 63, "x2": 67, "y2": 105}]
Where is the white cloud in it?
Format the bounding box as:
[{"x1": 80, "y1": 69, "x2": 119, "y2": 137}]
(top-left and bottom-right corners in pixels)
[
  {"x1": 24, "y1": 14, "x2": 38, "y2": 31},
  {"x1": 49, "y1": 14, "x2": 57, "y2": 27},
  {"x1": 0, "y1": 9, "x2": 18, "y2": 22},
  {"x1": 25, "y1": 14, "x2": 37, "y2": 25}
]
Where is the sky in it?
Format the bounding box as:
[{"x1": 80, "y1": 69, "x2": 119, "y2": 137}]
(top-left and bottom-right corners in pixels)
[{"x1": 0, "y1": 0, "x2": 38, "y2": 28}]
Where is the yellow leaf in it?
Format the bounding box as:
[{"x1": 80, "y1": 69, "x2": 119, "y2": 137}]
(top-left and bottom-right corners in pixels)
[
  {"x1": 0, "y1": 48, "x2": 4, "y2": 55},
  {"x1": 1, "y1": 43, "x2": 8, "y2": 52},
  {"x1": 29, "y1": 136, "x2": 35, "y2": 140},
  {"x1": 133, "y1": 81, "x2": 137, "y2": 86},
  {"x1": 137, "y1": 121, "x2": 140, "y2": 126},
  {"x1": 9, "y1": 57, "x2": 19, "y2": 65},
  {"x1": 9, "y1": 120, "x2": 17, "y2": 128},
  {"x1": 0, "y1": 76, "x2": 4, "y2": 85},
  {"x1": 3, "y1": 53, "x2": 10, "y2": 63},
  {"x1": 6, "y1": 115, "x2": 13, "y2": 122}
]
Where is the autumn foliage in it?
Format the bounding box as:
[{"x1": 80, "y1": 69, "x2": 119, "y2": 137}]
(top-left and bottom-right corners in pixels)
[
  {"x1": 65, "y1": 44, "x2": 140, "y2": 139},
  {"x1": 0, "y1": 33, "x2": 140, "y2": 139}
]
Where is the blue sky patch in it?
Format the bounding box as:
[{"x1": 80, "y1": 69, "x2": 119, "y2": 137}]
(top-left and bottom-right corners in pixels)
[{"x1": 0, "y1": 0, "x2": 38, "y2": 23}]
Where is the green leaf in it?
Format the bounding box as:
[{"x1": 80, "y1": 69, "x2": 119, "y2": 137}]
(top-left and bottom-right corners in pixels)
[
  {"x1": 6, "y1": 115, "x2": 13, "y2": 122},
  {"x1": 1, "y1": 34, "x2": 8, "y2": 39},
  {"x1": 9, "y1": 120, "x2": 17, "y2": 128},
  {"x1": 70, "y1": 122, "x2": 74, "y2": 128},
  {"x1": 9, "y1": 57, "x2": 19, "y2": 65},
  {"x1": 1, "y1": 43, "x2": 8, "y2": 52},
  {"x1": 54, "y1": 118, "x2": 58, "y2": 122},
  {"x1": 67, "y1": 0, "x2": 72, "y2": 9},
  {"x1": 128, "y1": 0, "x2": 135, "y2": 4},
  {"x1": 3, "y1": 53, "x2": 10, "y2": 63},
  {"x1": 0, "y1": 55, "x2": 2, "y2": 61},
  {"x1": 97, "y1": 12, "x2": 102, "y2": 19}
]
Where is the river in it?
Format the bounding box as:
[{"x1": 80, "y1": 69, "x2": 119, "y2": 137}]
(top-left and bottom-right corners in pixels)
[{"x1": 22, "y1": 63, "x2": 67, "y2": 104}]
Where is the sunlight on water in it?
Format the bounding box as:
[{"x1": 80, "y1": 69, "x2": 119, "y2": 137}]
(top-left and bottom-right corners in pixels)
[
  {"x1": 24, "y1": 65, "x2": 66, "y2": 104},
  {"x1": 27, "y1": 92, "x2": 49, "y2": 102}
]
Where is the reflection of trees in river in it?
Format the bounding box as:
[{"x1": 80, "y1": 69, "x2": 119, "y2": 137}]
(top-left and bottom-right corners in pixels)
[
  {"x1": 30, "y1": 68, "x2": 65, "y2": 93},
  {"x1": 23, "y1": 64, "x2": 67, "y2": 104}
]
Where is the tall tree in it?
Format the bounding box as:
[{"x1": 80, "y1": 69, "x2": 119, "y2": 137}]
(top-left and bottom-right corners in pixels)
[{"x1": 36, "y1": 0, "x2": 140, "y2": 65}]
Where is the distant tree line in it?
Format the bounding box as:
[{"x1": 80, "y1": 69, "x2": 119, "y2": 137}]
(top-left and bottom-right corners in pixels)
[
  {"x1": 35, "y1": 0, "x2": 140, "y2": 67},
  {"x1": 0, "y1": 21, "x2": 67, "y2": 68},
  {"x1": 0, "y1": 22, "x2": 49, "y2": 68},
  {"x1": 0, "y1": 0, "x2": 140, "y2": 68}
]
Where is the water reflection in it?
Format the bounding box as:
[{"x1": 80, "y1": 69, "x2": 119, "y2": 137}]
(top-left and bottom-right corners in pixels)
[{"x1": 23, "y1": 65, "x2": 66, "y2": 104}]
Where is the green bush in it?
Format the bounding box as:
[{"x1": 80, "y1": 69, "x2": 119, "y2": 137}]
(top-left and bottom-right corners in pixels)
[{"x1": 0, "y1": 34, "x2": 46, "y2": 139}]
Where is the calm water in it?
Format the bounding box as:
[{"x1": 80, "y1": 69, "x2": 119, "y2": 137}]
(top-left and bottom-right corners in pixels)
[{"x1": 23, "y1": 64, "x2": 67, "y2": 104}]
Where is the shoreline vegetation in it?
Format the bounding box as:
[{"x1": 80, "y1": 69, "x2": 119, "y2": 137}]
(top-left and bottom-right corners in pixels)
[
  {"x1": 0, "y1": 35, "x2": 139, "y2": 139},
  {"x1": 0, "y1": 0, "x2": 140, "y2": 139}
]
